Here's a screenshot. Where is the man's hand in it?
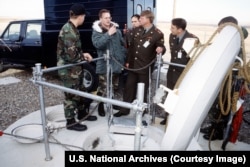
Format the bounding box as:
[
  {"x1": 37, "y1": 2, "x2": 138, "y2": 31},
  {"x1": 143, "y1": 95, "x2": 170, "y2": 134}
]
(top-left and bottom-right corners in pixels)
[
  {"x1": 123, "y1": 24, "x2": 128, "y2": 34},
  {"x1": 125, "y1": 63, "x2": 129, "y2": 68},
  {"x1": 156, "y1": 47, "x2": 164, "y2": 54},
  {"x1": 108, "y1": 25, "x2": 117, "y2": 36},
  {"x1": 83, "y1": 53, "x2": 93, "y2": 62}
]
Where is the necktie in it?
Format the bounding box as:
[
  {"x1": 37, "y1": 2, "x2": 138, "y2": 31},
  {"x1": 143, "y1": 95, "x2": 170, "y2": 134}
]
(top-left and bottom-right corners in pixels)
[{"x1": 176, "y1": 37, "x2": 179, "y2": 45}]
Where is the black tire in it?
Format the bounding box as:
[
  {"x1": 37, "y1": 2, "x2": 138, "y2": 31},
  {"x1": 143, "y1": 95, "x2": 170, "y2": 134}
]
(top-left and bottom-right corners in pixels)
[
  {"x1": 0, "y1": 61, "x2": 3, "y2": 72},
  {"x1": 81, "y1": 63, "x2": 99, "y2": 92}
]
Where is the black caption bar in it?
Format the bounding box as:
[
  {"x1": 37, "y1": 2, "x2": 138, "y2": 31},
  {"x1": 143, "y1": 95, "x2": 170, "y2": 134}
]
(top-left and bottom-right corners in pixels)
[{"x1": 65, "y1": 151, "x2": 250, "y2": 167}]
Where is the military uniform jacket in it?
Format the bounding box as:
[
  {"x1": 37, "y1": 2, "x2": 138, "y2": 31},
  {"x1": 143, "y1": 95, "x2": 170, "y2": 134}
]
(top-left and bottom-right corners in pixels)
[
  {"x1": 167, "y1": 30, "x2": 199, "y2": 88},
  {"x1": 127, "y1": 25, "x2": 166, "y2": 74},
  {"x1": 124, "y1": 28, "x2": 134, "y2": 48},
  {"x1": 57, "y1": 21, "x2": 83, "y2": 80}
]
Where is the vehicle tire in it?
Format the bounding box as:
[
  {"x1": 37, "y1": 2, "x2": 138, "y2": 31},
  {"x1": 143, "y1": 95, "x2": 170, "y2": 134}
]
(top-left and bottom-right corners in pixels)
[
  {"x1": 0, "y1": 61, "x2": 4, "y2": 72},
  {"x1": 81, "y1": 63, "x2": 99, "y2": 92}
]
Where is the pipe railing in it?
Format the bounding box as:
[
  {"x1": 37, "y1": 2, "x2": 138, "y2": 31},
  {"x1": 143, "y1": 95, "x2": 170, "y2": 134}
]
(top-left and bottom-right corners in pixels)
[
  {"x1": 151, "y1": 57, "x2": 186, "y2": 123},
  {"x1": 31, "y1": 48, "x2": 195, "y2": 159},
  {"x1": 40, "y1": 57, "x2": 103, "y2": 73},
  {"x1": 31, "y1": 52, "x2": 148, "y2": 160}
]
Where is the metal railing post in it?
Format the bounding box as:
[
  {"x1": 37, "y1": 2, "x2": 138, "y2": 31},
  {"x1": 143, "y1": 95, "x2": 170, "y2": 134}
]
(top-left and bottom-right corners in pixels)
[
  {"x1": 152, "y1": 54, "x2": 162, "y2": 123},
  {"x1": 105, "y1": 50, "x2": 113, "y2": 126},
  {"x1": 34, "y1": 63, "x2": 52, "y2": 161},
  {"x1": 134, "y1": 83, "x2": 145, "y2": 150}
]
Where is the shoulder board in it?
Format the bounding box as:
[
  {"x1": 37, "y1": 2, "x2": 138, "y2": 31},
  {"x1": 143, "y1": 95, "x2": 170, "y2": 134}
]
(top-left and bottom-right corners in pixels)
[
  {"x1": 189, "y1": 33, "x2": 198, "y2": 38},
  {"x1": 155, "y1": 28, "x2": 162, "y2": 34}
]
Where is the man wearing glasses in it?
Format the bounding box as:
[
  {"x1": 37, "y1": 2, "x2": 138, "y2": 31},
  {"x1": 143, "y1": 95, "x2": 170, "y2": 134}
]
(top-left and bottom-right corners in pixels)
[{"x1": 92, "y1": 9, "x2": 127, "y2": 117}]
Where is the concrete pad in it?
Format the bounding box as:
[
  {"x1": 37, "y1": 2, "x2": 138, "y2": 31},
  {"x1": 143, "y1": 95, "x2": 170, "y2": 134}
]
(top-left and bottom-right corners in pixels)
[{"x1": 0, "y1": 76, "x2": 21, "y2": 85}]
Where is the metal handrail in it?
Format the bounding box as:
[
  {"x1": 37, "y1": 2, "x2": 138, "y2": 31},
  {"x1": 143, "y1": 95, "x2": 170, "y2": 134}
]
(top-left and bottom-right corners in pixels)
[{"x1": 31, "y1": 51, "x2": 149, "y2": 159}]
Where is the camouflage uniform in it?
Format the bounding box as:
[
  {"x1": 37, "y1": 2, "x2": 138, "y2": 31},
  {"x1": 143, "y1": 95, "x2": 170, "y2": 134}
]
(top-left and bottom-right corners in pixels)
[
  {"x1": 57, "y1": 21, "x2": 86, "y2": 119},
  {"x1": 97, "y1": 74, "x2": 120, "y2": 99}
]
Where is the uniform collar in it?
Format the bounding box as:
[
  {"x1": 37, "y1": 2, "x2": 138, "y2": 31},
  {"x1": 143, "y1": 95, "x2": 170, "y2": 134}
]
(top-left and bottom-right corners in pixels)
[
  {"x1": 177, "y1": 30, "x2": 186, "y2": 42},
  {"x1": 143, "y1": 24, "x2": 153, "y2": 33}
]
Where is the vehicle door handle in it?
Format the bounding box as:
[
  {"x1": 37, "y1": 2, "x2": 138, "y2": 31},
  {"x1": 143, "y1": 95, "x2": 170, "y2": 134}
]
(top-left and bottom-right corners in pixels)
[{"x1": 35, "y1": 41, "x2": 41, "y2": 44}]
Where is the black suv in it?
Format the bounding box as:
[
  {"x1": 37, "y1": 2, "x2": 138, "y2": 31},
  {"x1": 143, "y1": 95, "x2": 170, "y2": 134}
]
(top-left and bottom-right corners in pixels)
[{"x1": 0, "y1": 19, "x2": 98, "y2": 92}]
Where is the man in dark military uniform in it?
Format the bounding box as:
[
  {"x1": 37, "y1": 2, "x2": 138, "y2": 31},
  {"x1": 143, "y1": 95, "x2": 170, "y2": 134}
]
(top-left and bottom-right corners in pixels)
[
  {"x1": 119, "y1": 14, "x2": 141, "y2": 96},
  {"x1": 114, "y1": 10, "x2": 166, "y2": 117},
  {"x1": 57, "y1": 3, "x2": 97, "y2": 131},
  {"x1": 167, "y1": 18, "x2": 199, "y2": 89},
  {"x1": 160, "y1": 18, "x2": 199, "y2": 125},
  {"x1": 123, "y1": 14, "x2": 141, "y2": 48}
]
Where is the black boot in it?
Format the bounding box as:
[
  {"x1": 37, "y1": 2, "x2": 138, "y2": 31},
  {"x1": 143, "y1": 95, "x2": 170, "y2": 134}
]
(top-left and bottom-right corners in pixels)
[
  {"x1": 160, "y1": 114, "x2": 169, "y2": 125},
  {"x1": 160, "y1": 118, "x2": 167, "y2": 125},
  {"x1": 203, "y1": 121, "x2": 224, "y2": 140},
  {"x1": 112, "y1": 105, "x2": 120, "y2": 110},
  {"x1": 77, "y1": 105, "x2": 97, "y2": 121},
  {"x1": 98, "y1": 102, "x2": 105, "y2": 117},
  {"x1": 200, "y1": 122, "x2": 214, "y2": 134},
  {"x1": 66, "y1": 118, "x2": 87, "y2": 131},
  {"x1": 114, "y1": 109, "x2": 129, "y2": 117}
]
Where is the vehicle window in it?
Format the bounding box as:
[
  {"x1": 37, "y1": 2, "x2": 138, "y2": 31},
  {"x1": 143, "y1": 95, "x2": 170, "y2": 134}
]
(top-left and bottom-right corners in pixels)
[
  {"x1": 136, "y1": 4, "x2": 142, "y2": 15},
  {"x1": 26, "y1": 23, "x2": 42, "y2": 39},
  {"x1": 3, "y1": 23, "x2": 21, "y2": 40}
]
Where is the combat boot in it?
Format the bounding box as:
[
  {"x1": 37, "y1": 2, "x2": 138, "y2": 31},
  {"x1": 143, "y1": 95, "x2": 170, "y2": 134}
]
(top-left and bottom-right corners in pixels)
[
  {"x1": 77, "y1": 105, "x2": 97, "y2": 121},
  {"x1": 66, "y1": 118, "x2": 87, "y2": 131}
]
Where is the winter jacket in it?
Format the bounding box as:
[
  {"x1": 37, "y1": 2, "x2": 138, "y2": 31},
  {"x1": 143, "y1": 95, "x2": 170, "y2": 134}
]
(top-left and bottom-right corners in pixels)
[{"x1": 92, "y1": 20, "x2": 127, "y2": 74}]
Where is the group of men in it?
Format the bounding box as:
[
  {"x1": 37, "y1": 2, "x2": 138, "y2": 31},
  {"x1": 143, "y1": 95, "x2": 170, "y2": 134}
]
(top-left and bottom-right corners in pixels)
[
  {"x1": 56, "y1": 3, "x2": 248, "y2": 145},
  {"x1": 57, "y1": 3, "x2": 168, "y2": 132}
]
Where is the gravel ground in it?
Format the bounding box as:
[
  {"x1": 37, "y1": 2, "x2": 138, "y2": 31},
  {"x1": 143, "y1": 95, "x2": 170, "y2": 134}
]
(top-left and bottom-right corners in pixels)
[{"x1": 0, "y1": 68, "x2": 64, "y2": 130}]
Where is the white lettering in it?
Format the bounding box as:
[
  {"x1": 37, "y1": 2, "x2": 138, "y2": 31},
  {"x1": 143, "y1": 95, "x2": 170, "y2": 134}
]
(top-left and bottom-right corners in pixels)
[
  {"x1": 216, "y1": 155, "x2": 243, "y2": 164},
  {"x1": 128, "y1": 155, "x2": 167, "y2": 162},
  {"x1": 172, "y1": 155, "x2": 214, "y2": 164},
  {"x1": 89, "y1": 155, "x2": 126, "y2": 162}
]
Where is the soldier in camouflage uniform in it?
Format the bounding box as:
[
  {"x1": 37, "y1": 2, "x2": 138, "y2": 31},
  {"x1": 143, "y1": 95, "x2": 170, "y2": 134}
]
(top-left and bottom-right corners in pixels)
[{"x1": 57, "y1": 3, "x2": 97, "y2": 131}]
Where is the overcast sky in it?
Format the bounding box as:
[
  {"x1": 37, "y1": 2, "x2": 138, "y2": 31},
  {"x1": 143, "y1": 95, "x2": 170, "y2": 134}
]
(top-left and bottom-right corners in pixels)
[
  {"x1": 0, "y1": 0, "x2": 249, "y2": 25},
  {"x1": 157, "y1": 0, "x2": 250, "y2": 25}
]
